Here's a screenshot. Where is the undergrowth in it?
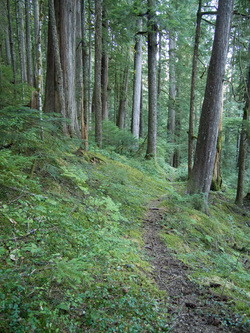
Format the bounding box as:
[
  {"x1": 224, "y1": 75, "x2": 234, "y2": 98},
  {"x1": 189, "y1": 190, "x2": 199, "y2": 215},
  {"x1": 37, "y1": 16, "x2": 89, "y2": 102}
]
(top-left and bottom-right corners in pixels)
[
  {"x1": 0, "y1": 107, "x2": 169, "y2": 332},
  {"x1": 158, "y1": 186, "x2": 250, "y2": 330},
  {"x1": 0, "y1": 107, "x2": 249, "y2": 331}
]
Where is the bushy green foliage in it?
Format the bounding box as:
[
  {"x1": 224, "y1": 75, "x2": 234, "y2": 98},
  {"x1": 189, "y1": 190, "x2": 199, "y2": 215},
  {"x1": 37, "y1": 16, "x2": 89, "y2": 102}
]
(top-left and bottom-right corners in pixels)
[
  {"x1": 0, "y1": 111, "x2": 169, "y2": 332},
  {"x1": 101, "y1": 120, "x2": 138, "y2": 155},
  {"x1": 1, "y1": 107, "x2": 249, "y2": 332},
  {"x1": 0, "y1": 65, "x2": 33, "y2": 108}
]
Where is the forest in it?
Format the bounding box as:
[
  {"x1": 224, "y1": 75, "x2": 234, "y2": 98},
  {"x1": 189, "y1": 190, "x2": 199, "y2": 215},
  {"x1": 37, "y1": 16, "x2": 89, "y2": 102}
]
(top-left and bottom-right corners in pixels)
[{"x1": 0, "y1": 0, "x2": 249, "y2": 332}]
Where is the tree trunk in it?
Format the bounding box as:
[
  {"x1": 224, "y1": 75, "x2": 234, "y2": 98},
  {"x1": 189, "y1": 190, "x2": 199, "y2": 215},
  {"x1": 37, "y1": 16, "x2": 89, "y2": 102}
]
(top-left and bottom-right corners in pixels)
[
  {"x1": 116, "y1": 56, "x2": 129, "y2": 129},
  {"x1": 211, "y1": 87, "x2": 223, "y2": 191},
  {"x1": 82, "y1": 0, "x2": 89, "y2": 131},
  {"x1": 7, "y1": 0, "x2": 17, "y2": 92},
  {"x1": 44, "y1": 0, "x2": 80, "y2": 136},
  {"x1": 76, "y1": 0, "x2": 83, "y2": 119},
  {"x1": 25, "y1": 0, "x2": 33, "y2": 86},
  {"x1": 188, "y1": 0, "x2": 202, "y2": 178},
  {"x1": 46, "y1": 0, "x2": 67, "y2": 133},
  {"x1": 157, "y1": 32, "x2": 162, "y2": 97},
  {"x1": 173, "y1": 104, "x2": 181, "y2": 168},
  {"x1": 5, "y1": 25, "x2": 11, "y2": 66},
  {"x1": 131, "y1": 18, "x2": 143, "y2": 139},
  {"x1": 235, "y1": 65, "x2": 250, "y2": 205},
  {"x1": 88, "y1": 0, "x2": 93, "y2": 131},
  {"x1": 16, "y1": 0, "x2": 27, "y2": 84},
  {"x1": 167, "y1": 32, "x2": 176, "y2": 166},
  {"x1": 60, "y1": 0, "x2": 79, "y2": 135},
  {"x1": 146, "y1": 0, "x2": 157, "y2": 159},
  {"x1": 139, "y1": 83, "x2": 143, "y2": 138},
  {"x1": 114, "y1": 61, "x2": 118, "y2": 124},
  {"x1": 101, "y1": 1, "x2": 109, "y2": 120},
  {"x1": 94, "y1": 0, "x2": 103, "y2": 148},
  {"x1": 33, "y1": 0, "x2": 39, "y2": 88},
  {"x1": 187, "y1": 0, "x2": 234, "y2": 211}
]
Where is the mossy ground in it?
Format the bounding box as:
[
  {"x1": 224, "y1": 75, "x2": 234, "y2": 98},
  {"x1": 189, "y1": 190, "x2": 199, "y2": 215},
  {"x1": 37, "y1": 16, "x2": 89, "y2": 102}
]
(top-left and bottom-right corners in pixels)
[
  {"x1": 0, "y1": 109, "x2": 249, "y2": 331},
  {"x1": 158, "y1": 186, "x2": 249, "y2": 325},
  {"x1": 0, "y1": 125, "x2": 170, "y2": 332}
]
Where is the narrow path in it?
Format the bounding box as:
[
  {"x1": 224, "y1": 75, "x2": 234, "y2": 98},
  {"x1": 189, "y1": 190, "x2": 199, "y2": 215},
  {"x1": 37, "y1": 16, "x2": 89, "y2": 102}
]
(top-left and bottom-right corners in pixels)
[{"x1": 143, "y1": 199, "x2": 242, "y2": 333}]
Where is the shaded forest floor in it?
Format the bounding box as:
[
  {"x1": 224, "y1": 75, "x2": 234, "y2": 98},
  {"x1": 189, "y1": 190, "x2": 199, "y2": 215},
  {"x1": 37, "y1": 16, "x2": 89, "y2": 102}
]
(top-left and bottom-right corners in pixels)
[
  {"x1": 143, "y1": 197, "x2": 249, "y2": 332},
  {"x1": 0, "y1": 109, "x2": 249, "y2": 332}
]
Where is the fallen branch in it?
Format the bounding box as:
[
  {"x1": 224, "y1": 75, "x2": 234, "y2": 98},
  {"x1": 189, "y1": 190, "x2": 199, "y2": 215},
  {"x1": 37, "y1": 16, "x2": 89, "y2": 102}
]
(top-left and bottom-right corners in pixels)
[{"x1": 9, "y1": 229, "x2": 37, "y2": 241}]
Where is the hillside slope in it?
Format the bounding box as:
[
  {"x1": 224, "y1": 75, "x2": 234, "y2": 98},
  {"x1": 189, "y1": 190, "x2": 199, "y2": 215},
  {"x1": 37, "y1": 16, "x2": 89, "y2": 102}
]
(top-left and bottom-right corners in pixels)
[{"x1": 0, "y1": 108, "x2": 249, "y2": 332}]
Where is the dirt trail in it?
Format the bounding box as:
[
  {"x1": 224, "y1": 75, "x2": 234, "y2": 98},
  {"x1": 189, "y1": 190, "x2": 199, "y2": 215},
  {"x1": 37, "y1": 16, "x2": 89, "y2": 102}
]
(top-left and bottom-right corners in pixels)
[{"x1": 143, "y1": 198, "x2": 243, "y2": 333}]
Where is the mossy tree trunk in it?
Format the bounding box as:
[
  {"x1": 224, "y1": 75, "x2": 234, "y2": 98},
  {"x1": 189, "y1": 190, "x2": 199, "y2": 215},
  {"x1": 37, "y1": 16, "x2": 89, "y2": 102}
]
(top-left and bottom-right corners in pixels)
[
  {"x1": 235, "y1": 65, "x2": 249, "y2": 205},
  {"x1": 101, "y1": 0, "x2": 109, "y2": 120},
  {"x1": 46, "y1": 0, "x2": 67, "y2": 135},
  {"x1": 116, "y1": 53, "x2": 130, "y2": 130},
  {"x1": 211, "y1": 88, "x2": 223, "y2": 191},
  {"x1": 146, "y1": 0, "x2": 157, "y2": 160},
  {"x1": 44, "y1": 0, "x2": 80, "y2": 136},
  {"x1": 167, "y1": 32, "x2": 176, "y2": 166},
  {"x1": 187, "y1": 0, "x2": 234, "y2": 212},
  {"x1": 94, "y1": 0, "x2": 103, "y2": 148},
  {"x1": 188, "y1": 0, "x2": 202, "y2": 179},
  {"x1": 131, "y1": 18, "x2": 143, "y2": 140},
  {"x1": 7, "y1": 0, "x2": 17, "y2": 94},
  {"x1": 25, "y1": 0, "x2": 33, "y2": 86}
]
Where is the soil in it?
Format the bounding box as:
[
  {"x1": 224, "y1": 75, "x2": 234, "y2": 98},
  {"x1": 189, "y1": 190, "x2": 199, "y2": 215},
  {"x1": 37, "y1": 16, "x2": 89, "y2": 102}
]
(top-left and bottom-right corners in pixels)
[{"x1": 143, "y1": 198, "x2": 246, "y2": 333}]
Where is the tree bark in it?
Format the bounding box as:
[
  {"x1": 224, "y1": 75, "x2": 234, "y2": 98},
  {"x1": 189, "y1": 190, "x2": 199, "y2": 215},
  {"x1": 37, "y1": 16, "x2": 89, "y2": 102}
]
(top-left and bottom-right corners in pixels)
[
  {"x1": 131, "y1": 18, "x2": 143, "y2": 139},
  {"x1": 187, "y1": 0, "x2": 234, "y2": 210},
  {"x1": 116, "y1": 56, "x2": 130, "y2": 129},
  {"x1": 16, "y1": 0, "x2": 27, "y2": 84},
  {"x1": 146, "y1": 0, "x2": 157, "y2": 159},
  {"x1": 94, "y1": 0, "x2": 103, "y2": 148},
  {"x1": 157, "y1": 32, "x2": 162, "y2": 97},
  {"x1": 235, "y1": 65, "x2": 250, "y2": 205},
  {"x1": 44, "y1": 0, "x2": 80, "y2": 136},
  {"x1": 139, "y1": 83, "x2": 143, "y2": 138},
  {"x1": 4, "y1": 26, "x2": 11, "y2": 66},
  {"x1": 82, "y1": 0, "x2": 89, "y2": 129},
  {"x1": 25, "y1": 0, "x2": 33, "y2": 86},
  {"x1": 211, "y1": 87, "x2": 223, "y2": 191},
  {"x1": 188, "y1": 0, "x2": 202, "y2": 178},
  {"x1": 101, "y1": 1, "x2": 109, "y2": 120},
  {"x1": 167, "y1": 32, "x2": 176, "y2": 166},
  {"x1": 47, "y1": 0, "x2": 67, "y2": 133},
  {"x1": 7, "y1": 0, "x2": 17, "y2": 91},
  {"x1": 76, "y1": 0, "x2": 83, "y2": 120},
  {"x1": 33, "y1": 0, "x2": 39, "y2": 88},
  {"x1": 88, "y1": 0, "x2": 93, "y2": 131}
]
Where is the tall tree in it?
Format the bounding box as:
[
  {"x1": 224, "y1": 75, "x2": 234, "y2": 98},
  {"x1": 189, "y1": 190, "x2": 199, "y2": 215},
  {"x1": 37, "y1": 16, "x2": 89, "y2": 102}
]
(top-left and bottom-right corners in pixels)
[
  {"x1": 94, "y1": 0, "x2": 103, "y2": 148},
  {"x1": 88, "y1": 0, "x2": 93, "y2": 130},
  {"x1": 146, "y1": 0, "x2": 157, "y2": 159},
  {"x1": 101, "y1": 0, "x2": 109, "y2": 120},
  {"x1": 131, "y1": 18, "x2": 143, "y2": 139},
  {"x1": 44, "y1": 0, "x2": 80, "y2": 136},
  {"x1": 16, "y1": 0, "x2": 27, "y2": 84},
  {"x1": 116, "y1": 52, "x2": 130, "y2": 130},
  {"x1": 33, "y1": 0, "x2": 39, "y2": 87},
  {"x1": 157, "y1": 31, "x2": 162, "y2": 97},
  {"x1": 7, "y1": 0, "x2": 16, "y2": 92},
  {"x1": 167, "y1": 32, "x2": 176, "y2": 166},
  {"x1": 187, "y1": 0, "x2": 234, "y2": 210},
  {"x1": 46, "y1": 0, "x2": 66, "y2": 133},
  {"x1": 25, "y1": 0, "x2": 33, "y2": 86},
  {"x1": 235, "y1": 65, "x2": 250, "y2": 205},
  {"x1": 188, "y1": 0, "x2": 202, "y2": 178},
  {"x1": 211, "y1": 88, "x2": 223, "y2": 191},
  {"x1": 81, "y1": 0, "x2": 89, "y2": 148}
]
